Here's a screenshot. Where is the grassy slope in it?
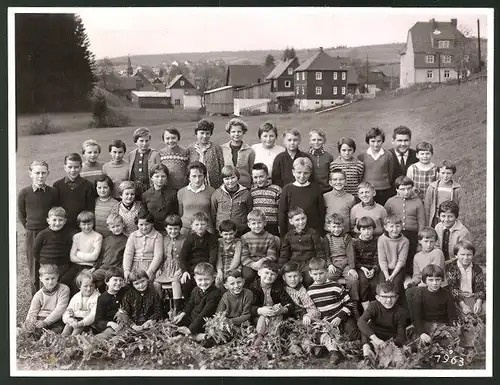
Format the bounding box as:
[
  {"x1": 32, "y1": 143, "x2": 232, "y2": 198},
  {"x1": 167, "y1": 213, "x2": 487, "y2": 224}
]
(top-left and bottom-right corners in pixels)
[{"x1": 15, "y1": 78, "x2": 487, "y2": 323}]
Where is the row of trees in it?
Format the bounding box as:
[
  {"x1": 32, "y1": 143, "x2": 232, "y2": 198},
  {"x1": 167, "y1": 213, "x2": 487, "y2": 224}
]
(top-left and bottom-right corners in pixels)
[{"x1": 16, "y1": 14, "x2": 96, "y2": 113}]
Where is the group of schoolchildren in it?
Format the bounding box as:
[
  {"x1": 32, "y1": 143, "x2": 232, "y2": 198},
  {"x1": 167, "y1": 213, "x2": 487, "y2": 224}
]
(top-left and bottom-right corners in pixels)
[{"x1": 18, "y1": 118, "x2": 485, "y2": 362}]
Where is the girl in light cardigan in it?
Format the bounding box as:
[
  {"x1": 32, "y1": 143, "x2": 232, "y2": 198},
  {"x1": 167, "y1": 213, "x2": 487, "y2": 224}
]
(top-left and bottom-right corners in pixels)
[
  {"x1": 123, "y1": 211, "x2": 163, "y2": 282},
  {"x1": 221, "y1": 118, "x2": 255, "y2": 188}
]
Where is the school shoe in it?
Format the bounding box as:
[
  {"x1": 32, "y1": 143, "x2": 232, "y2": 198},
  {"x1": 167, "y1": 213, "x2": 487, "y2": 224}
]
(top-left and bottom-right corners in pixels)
[
  {"x1": 329, "y1": 351, "x2": 342, "y2": 365},
  {"x1": 311, "y1": 345, "x2": 328, "y2": 358}
]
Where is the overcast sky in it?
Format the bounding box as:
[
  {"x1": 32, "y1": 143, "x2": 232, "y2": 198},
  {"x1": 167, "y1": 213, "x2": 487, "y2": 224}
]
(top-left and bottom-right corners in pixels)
[{"x1": 75, "y1": 8, "x2": 491, "y2": 59}]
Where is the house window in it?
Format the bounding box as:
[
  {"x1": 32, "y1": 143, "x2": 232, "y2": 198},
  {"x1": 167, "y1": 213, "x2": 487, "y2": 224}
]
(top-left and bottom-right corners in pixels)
[
  {"x1": 315, "y1": 86, "x2": 322, "y2": 95},
  {"x1": 296, "y1": 73, "x2": 300, "y2": 81},
  {"x1": 333, "y1": 86, "x2": 338, "y2": 95},
  {"x1": 442, "y1": 55, "x2": 452, "y2": 64},
  {"x1": 425, "y1": 55, "x2": 435, "y2": 64},
  {"x1": 288, "y1": 67, "x2": 293, "y2": 75},
  {"x1": 302, "y1": 72, "x2": 305, "y2": 81},
  {"x1": 315, "y1": 72, "x2": 322, "y2": 80},
  {"x1": 444, "y1": 70, "x2": 450, "y2": 79},
  {"x1": 333, "y1": 72, "x2": 338, "y2": 80},
  {"x1": 301, "y1": 86, "x2": 305, "y2": 95},
  {"x1": 296, "y1": 86, "x2": 300, "y2": 95},
  {"x1": 175, "y1": 99, "x2": 181, "y2": 105},
  {"x1": 180, "y1": 80, "x2": 185, "y2": 86},
  {"x1": 284, "y1": 80, "x2": 291, "y2": 88},
  {"x1": 341, "y1": 86, "x2": 346, "y2": 95},
  {"x1": 273, "y1": 80, "x2": 278, "y2": 89},
  {"x1": 438, "y1": 40, "x2": 450, "y2": 48},
  {"x1": 342, "y1": 72, "x2": 346, "y2": 80},
  {"x1": 426, "y1": 70, "x2": 433, "y2": 79}
]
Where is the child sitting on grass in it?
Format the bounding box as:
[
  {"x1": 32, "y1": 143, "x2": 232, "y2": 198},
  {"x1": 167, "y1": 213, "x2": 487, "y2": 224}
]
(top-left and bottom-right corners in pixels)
[
  {"x1": 94, "y1": 175, "x2": 118, "y2": 237},
  {"x1": 102, "y1": 140, "x2": 129, "y2": 200},
  {"x1": 93, "y1": 267, "x2": 126, "y2": 340},
  {"x1": 188, "y1": 119, "x2": 225, "y2": 189},
  {"x1": 216, "y1": 220, "x2": 242, "y2": 288},
  {"x1": 308, "y1": 128, "x2": 334, "y2": 193},
  {"x1": 406, "y1": 141, "x2": 437, "y2": 201},
  {"x1": 250, "y1": 163, "x2": 282, "y2": 236},
  {"x1": 25, "y1": 264, "x2": 70, "y2": 336},
  {"x1": 322, "y1": 213, "x2": 359, "y2": 316},
  {"x1": 173, "y1": 262, "x2": 222, "y2": 339},
  {"x1": 410, "y1": 264, "x2": 457, "y2": 345},
  {"x1": 179, "y1": 212, "x2": 218, "y2": 301},
  {"x1": 435, "y1": 200, "x2": 471, "y2": 263},
  {"x1": 211, "y1": 165, "x2": 253, "y2": 236},
  {"x1": 250, "y1": 260, "x2": 294, "y2": 342},
  {"x1": 358, "y1": 282, "x2": 407, "y2": 359},
  {"x1": 62, "y1": 270, "x2": 99, "y2": 336},
  {"x1": 279, "y1": 207, "x2": 324, "y2": 287},
  {"x1": 424, "y1": 160, "x2": 463, "y2": 227},
  {"x1": 80, "y1": 139, "x2": 104, "y2": 184},
  {"x1": 323, "y1": 168, "x2": 356, "y2": 234},
  {"x1": 118, "y1": 268, "x2": 162, "y2": 331},
  {"x1": 154, "y1": 214, "x2": 185, "y2": 315},
  {"x1": 307, "y1": 257, "x2": 360, "y2": 363},
  {"x1": 240, "y1": 210, "x2": 277, "y2": 286},
  {"x1": 350, "y1": 182, "x2": 387, "y2": 237},
  {"x1": 446, "y1": 241, "x2": 485, "y2": 319},
  {"x1": 329, "y1": 137, "x2": 364, "y2": 198},
  {"x1": 91, "y1": 214, "x2": 127, "y2": 293},
  {"x1": 216, "y1": 269, "x2": 254, "y2": 327},
  {"x1": 123, "y1": 212, "x2": 163, "y2": 283},
  {"x1": 278, "y1": 157, "x2": 325, "y2": 237}
]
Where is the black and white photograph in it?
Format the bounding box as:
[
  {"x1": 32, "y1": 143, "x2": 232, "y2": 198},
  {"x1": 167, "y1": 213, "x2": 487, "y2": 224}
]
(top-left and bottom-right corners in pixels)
[{"x1": 9, "y1": 6, "x2": 493, "y2": 375}]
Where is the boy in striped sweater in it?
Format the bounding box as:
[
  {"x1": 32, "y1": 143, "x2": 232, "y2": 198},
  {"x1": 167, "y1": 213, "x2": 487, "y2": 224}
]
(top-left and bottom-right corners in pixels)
[
  {"x1": 250, "y1": 163, "x2": 282, "y2": 236},
  {"x1": 307, "y1": 257, "x2": 361, "y2": 362}
]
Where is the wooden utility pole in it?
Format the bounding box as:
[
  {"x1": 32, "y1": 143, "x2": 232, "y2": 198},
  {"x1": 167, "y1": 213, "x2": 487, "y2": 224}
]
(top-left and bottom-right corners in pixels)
[
  {"x1": 365, "y1": 54, "x2": 369, "y2": 93},
  {"x1": 477, "y1": 18, "x2": 482, "y2": 72}
]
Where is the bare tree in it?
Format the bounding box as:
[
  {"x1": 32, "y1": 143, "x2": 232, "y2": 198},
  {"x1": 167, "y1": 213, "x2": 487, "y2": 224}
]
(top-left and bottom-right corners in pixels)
[
  {"x1": 192, "y1": 60, "x2": 226, "y2": 108},
  {"x1": 455, "y1": 25, "x2": 477, "y2": 84}
]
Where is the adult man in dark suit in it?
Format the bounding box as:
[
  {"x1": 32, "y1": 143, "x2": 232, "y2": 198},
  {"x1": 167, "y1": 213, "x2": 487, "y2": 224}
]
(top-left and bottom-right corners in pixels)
[{"x1": 389, "y1": 126, "x2": 418, "y2": 189}]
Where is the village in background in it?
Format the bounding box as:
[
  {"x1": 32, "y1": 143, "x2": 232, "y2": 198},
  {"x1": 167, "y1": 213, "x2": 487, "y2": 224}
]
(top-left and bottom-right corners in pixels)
[{"x1": 95, "y1": 17, "x2": 486, "y2": 117}]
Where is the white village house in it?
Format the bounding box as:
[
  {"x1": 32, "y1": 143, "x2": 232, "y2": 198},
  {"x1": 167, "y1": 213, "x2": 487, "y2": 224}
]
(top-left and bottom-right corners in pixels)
[{"x1": 400, "y1": 18, "x2": 471, "y2": 88}]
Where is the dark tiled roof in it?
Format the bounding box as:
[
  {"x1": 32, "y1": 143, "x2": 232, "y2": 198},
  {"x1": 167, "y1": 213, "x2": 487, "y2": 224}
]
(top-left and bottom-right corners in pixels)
[
  {"x1": 226, "y1": 65, "x2": 265, "y2": 87},
  {"x1": 266, "y1": 58, "x2": 296, "y2": 80},
  {"x1": 166, "y1": 74, "x2": 195, "y2": 89},
  {"x1": 410, "y1": 20, "x2": 465, "y2": 53},
  {"x1": 295, "y1": 49, "x2": 348, "y2": 71}
]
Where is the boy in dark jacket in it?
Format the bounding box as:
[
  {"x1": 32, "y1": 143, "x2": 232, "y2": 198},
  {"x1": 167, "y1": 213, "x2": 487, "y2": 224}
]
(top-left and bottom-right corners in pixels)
[{"x1": 249, "y1": 260, "x2": 294, "y2": 338}]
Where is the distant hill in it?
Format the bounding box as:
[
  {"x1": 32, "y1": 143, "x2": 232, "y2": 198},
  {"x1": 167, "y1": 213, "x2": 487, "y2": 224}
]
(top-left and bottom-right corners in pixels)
[{"x1": 109, "y1": 43, "x2": 406, "y2": 68}]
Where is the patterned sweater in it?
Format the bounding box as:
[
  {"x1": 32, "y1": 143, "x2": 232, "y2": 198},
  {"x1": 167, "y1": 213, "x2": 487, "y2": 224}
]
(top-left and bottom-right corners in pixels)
[
  {"x1": 329, "y1": 156, "x2": 364, "y2": 197},
  {"x1": 159, "y1": 145, "x2": 190, "y2": 191},
  {"x1": 120, "y1": 285, "x2": 162, "y2": 325},
  {"x1": 250, "y1": 183, "x2": 282, "y2": 225},
  {"x1": 81, "y1": 161, "x2": 104, "y2": 184},
  {"x1": 240, "y1": 231, "x2": 277, "y2": 269},
  {"x1": 307, "y1": 280, "x2": 353, "y2": 322},
  {"x1": 95, "y1": 197, "x2": 119, "y2": 237},
  {"x1": 285, "y1": 285, "x2": 321, "y2": 319},
  {"x1": 187, "y1": 142, "x2": 225, "y2": 189}
]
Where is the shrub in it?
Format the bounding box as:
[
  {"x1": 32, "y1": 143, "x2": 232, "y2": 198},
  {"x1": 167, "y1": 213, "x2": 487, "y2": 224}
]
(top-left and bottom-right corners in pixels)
[
  {"x1": 26, "y1": 114, "x2": 64, "y2": 136},
  {"x1": 90, "y1": 90, "x2": 131, "y2": 128}
]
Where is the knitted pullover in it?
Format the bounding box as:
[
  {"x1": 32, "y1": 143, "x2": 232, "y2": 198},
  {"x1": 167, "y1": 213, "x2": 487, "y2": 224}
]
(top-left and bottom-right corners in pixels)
[
  {"x1": 216, "y1": 289, "x2": 254, "y2": 326},
  {"x1": 183, "y1": 285, "x2": 222, "y2": 333},
  {"x1": 358, "y1": 150, "x2": 394, "y2": 190},
  {"x1": 26, "y1": 284, "x2": 70, "y2": 326},
  {"x1": 53, "y1": 176, "x2": 96, "y2": 229},
  {"x1": 102, "y1": 161, "x2": 130, "y2": 199},
  {"x1": 33, "y1": 227, "x2": 73, "y2": 266},
  {"x1": 323, "y1": 190, "x2": 356, "y2": 233},
  {"x1": 350, "y1": 202, "x2": 387, "y2": 236},
  {"x1": 271, "y1": 150, "x2": 314, "y2": 188},
  {"x1": 357, "y1": 300, "x2": 406, "y2": 345},
  {"x1": 329, "y1": 156, "x2": 364, "y2": 197},
  {"x1": 80, "y1": 161, "x2": 104, "y2": 184},
  {"x1": 413, "y1": 287, "x2": 457, "y2": 335},
  {"x1": 70, "y1": 230, "x2": 103, "y2": 266},
  {"x1": 94, "y1": 197, "x2": 119, "y2": 237},
  {"x1": 279, "y1": 227, "x2": 325, "y2": 266},
  {"x1": 93, "y1": 233, "x2": 127, "y2": 270},
  {"x1": 159, "y1": 145, "x2": 190, "y2": 191},
  {"x1": 94, "y1": 289, "x2": 126, "y2": 332},
  {"x1": 17, "y1": 185, "x2": 58, "y2": 230},
  {"x1": 177, "y1": 184, "x2": 216, "y2": 233},
  {"x1": 179, "y1": 231, "x2": 218, "y2": 272},
  {"x1": 384, "y1": 192, "x2": 425, "y2": 232},
  {"x1": 377, "y1": 233, "x2": 409, "y2": 274},
  {"x1": 211, "y1": 185, "x2": 253, "y2": 233},
  {"x1": 240, "y1": 231, "x2": 277, "y2": 269},
  {"x1": 250, "y1": 183, "x2": 282, "y2": 225}
]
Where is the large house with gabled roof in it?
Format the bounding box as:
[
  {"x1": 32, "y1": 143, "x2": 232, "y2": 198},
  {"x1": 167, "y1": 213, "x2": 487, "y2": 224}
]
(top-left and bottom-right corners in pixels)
[
  {"x1": 266, "y1": 57, "x2": 300, "y2": 99},
  {"x1": 400, "y1": 18, "x2": 470, "y2": 88},
  {"x1": 293, "y1": 47, "x2": 350, "y2": 110}
]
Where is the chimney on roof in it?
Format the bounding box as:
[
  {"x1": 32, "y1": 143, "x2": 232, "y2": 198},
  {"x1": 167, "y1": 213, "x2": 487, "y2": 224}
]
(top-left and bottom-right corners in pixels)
[
  {"x1": 451, "y1": 18, "x2": 457, "y2": 28},
  {"x1": 430, "y1": 18, "x2": 436, "y2": 30}
]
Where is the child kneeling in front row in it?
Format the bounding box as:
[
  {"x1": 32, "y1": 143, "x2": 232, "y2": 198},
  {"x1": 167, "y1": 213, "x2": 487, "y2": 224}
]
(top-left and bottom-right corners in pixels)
[
  {"x1": 250, "y1": 260, "x2": 294, "y2": 342},
  {"x1": 172, "y1": 262, "x2": 222, "y2": 339},
  {"x1": 25, "y1": 264, "x2": 70, "y2": 336},
  {"x1": 93, "y1": 267, "x2": 127, "y2": 340},
  {"x1": 358, "y1": 282, "x2": 407, "y2": 358},
  {"x1": 118, "y1": 268, "x2": 162, "y2": 331},
  {"x1": 307, "y1": 257, "x2": 361, "y2": 363},
  {"x1": 62, "y1": 269, "x2": 99, "y2": 336}
]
